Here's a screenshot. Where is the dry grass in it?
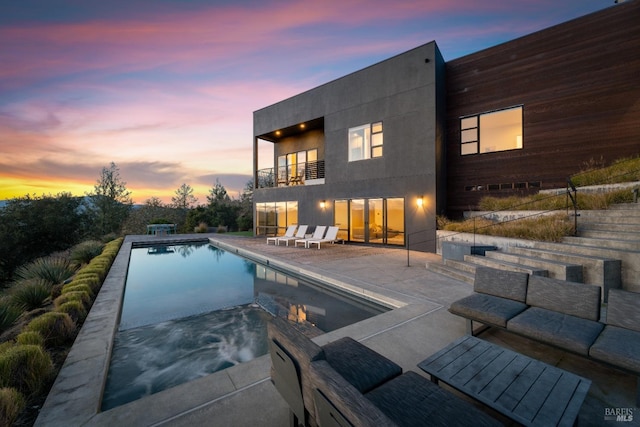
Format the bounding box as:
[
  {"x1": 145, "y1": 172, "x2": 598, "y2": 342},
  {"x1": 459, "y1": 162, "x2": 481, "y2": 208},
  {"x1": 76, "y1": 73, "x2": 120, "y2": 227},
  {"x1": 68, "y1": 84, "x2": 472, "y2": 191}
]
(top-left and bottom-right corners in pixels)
[{"x1": 440, "y1": 213, "x2": 574, "y2": 242}]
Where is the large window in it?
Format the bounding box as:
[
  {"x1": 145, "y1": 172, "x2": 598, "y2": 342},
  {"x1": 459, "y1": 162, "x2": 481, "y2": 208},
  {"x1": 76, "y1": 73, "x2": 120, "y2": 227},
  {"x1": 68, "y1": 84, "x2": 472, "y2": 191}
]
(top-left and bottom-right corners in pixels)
[
  {"x1": 335, "y1": 197, "x2": 404, "y2": 245},
  {"x1": 461, "y1": 106, "x2": 522, "y2": 155},
  {"x1": 348, "y1": 122, "x2": 383, "y2": 161},
  {"x1": 277, "y1": 149, "x2": 318, "y2": 186},
  {"x1": 255, "y1": 201, "x2": 298, "y2": 236}
]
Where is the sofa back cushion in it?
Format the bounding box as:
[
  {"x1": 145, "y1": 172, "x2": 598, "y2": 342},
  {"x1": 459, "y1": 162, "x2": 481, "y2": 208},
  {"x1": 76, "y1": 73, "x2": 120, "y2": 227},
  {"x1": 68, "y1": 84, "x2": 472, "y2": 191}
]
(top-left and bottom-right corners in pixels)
[
  {"x1": 526, "y1": 275, "x2": 601, "y2": 321},
  {"x1": 606, "y1": 288, "x2": 640, "y2": 332},
  {"x1": 474, "y1": 266, "x2": 529, "y2": 302}
]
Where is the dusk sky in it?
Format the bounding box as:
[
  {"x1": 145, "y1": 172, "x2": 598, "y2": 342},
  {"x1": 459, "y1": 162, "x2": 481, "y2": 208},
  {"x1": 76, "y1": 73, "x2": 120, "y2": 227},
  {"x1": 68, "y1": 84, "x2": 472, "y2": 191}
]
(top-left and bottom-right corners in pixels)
[{"x1": 0, "y1": 0, "x2": 612, "y2": 204}]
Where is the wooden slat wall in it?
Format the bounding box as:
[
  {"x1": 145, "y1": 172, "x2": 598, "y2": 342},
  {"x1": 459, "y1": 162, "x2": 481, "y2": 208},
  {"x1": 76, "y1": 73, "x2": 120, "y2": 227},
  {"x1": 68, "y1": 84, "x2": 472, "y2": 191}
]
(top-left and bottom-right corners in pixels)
[{"x1": 444, "y1": 1, "x2": 640, "y2": 217}]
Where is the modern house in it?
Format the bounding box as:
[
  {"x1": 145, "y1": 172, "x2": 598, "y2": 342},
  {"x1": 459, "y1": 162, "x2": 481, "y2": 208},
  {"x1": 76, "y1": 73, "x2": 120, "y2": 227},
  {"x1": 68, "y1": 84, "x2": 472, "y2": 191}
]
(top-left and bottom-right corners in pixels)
[{"x1": 253, "y1": 0, "x2": 639, "y2": 252}]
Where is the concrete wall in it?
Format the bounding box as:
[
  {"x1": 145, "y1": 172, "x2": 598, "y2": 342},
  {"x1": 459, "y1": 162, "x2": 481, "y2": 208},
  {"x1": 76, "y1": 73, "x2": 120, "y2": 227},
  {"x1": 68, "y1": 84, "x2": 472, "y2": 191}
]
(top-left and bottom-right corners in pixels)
[{"x1": 254, "y1": 41, "x2": 446, "y2": 251}]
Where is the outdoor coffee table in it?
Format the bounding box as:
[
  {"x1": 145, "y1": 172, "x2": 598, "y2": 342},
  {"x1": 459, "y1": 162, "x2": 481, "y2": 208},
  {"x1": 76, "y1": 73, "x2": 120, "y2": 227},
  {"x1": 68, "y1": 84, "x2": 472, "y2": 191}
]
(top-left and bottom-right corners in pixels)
[{"x1": 418, "y1": 335, "x2": 591, "y2": 427}]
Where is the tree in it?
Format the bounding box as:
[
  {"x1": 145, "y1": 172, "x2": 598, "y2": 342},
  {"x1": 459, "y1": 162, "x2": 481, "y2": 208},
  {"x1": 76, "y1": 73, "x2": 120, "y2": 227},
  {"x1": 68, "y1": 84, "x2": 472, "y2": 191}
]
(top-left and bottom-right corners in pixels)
[
  {"x1": 88, "y1": 162, "x2": 133, "y2": 236},
  {"x1": 237, "y1": 179, "x2": 254, "y2": 231},
  {"x1": 0, "y1": 193, "x2": 90, "y2": 285},
  {"x1": 171, "y1": 183, "x2": 198, "y2": 209},
  {"x1": 206, "y1": 179, "x2": 230, "y2": 205}
]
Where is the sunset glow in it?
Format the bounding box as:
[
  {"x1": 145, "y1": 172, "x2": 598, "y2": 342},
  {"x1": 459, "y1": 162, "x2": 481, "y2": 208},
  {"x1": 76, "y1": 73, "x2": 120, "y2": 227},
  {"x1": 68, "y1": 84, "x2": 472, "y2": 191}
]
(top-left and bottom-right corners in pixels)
[{"x1": 0, "y1": 0, "x2": 610, "y2": 203}]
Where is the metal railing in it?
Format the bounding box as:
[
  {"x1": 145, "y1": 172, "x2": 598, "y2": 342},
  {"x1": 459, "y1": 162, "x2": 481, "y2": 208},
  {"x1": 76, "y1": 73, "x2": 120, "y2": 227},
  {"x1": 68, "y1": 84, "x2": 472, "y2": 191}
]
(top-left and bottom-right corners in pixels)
[{"x1": 256, "y1": 160, "x2": 325, "y2": 188}]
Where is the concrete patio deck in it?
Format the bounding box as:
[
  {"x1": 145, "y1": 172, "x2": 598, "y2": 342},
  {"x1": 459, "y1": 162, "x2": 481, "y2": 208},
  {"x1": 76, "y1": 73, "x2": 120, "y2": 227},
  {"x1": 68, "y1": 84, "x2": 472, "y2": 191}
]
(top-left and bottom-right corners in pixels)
[{"x1": 36, "y1": 234, "x2": 637, "y2": 426}]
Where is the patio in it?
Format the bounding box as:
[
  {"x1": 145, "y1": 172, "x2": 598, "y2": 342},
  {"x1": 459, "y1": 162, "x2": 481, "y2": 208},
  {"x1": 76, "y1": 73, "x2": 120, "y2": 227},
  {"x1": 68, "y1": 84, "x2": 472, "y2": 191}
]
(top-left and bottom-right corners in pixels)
[{"x1": 36, "y1": 234, "x2": 636, "y2": 426}]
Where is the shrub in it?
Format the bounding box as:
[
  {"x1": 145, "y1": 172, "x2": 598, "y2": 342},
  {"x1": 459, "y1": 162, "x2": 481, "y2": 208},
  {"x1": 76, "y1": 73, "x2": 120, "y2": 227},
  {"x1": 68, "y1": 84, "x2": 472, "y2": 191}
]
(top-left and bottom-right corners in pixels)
[
  {"x1": 0, "y1": 387, "x2": 26, "y2": 426},
  {"x1": 55, "y1": 301, "x2": 87, "y2": 324},
  {"x1": 70, "y1": 240, "x2": 105, "y2": 266},
  {"x1": 16, "y1": 331, "x2": 44, "y2": 347},
  {"x1": 0, "y1": 345, "x2": 53, "y2": 395},
  {"x1": 195, "y1": 222, "x2": 208, "y2": 233},
  {"x1": 54, "y1": 291, "x2": 91, "y2": 310},
  {"x1": 67, "y1": 276, "x2": 101, "y2": 293},
  {"x1": 61, "y1": 283, "x2": 94, "y2": 298},
  {"x1": 13, "y1": 257, "x2": 77, "y2": 287},
  {"x1": 25, "y1": 312, "x2": 76, "y2": 347},
  {"x1": 0, "y1": 298, "x2": 22, "y2": 334},
  {"x1": 76, "y1": 266, "x2": 107, "y2": 281},
  {"x1": 9, "y1": 279, "x2": 51, "y2": 311}
]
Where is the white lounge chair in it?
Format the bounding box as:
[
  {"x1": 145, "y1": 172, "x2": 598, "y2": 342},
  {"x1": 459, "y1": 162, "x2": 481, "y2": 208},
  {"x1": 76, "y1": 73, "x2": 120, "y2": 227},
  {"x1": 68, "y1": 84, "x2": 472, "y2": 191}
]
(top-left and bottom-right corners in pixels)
[
  {"x1": 277, "y1": 225, "x2": 309, "y2": 246},
  {"x1": 306, "y1": 226, "x2": 340, "y2": 249},
  {"x1": 294, "y1": 226, "x2": 326, "y2": 247},
  {"x1": 267, "y1": 225, "x2": 296, "y2": 245}
]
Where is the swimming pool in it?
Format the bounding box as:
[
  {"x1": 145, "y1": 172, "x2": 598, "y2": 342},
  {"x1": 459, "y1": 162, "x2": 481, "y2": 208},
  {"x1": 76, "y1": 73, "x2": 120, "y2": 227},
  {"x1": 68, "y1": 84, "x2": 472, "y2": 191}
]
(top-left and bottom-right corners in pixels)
[{"x1": 102, "y1": 242, "x2": 386, "y2": 410}]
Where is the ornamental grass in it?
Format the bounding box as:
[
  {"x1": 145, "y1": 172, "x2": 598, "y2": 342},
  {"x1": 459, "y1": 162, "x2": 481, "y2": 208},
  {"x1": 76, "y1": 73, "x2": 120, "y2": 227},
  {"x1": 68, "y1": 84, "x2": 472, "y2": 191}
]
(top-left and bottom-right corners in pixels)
[
  {"x1": 54, "y1": 291, "x2": 91, "y2": 310},
  {"x1": 0, "y1": 345, "x2": 53, "y2": 395},
  {"x1": 16, "y1": 331, "x2": 44, "y2": 347},
  {"x1": 24, "y1": 312, "x2": 76, "y2": 348},
  {"x1": 55, "y1": 301, "x2": 87, "y2": 324},
  {"x1": 0, "y1": 298, "x2": 22, "y2": 334},
  {"x1": 0, "y1": 387, "x2": 26, "y2": 426},
  {"x1": 13, "y1": 257, "x2": 77, "y2": 287},
  {"x1": 440, "y1": 213, "x2": 573, "y2": 242},
  {"x1": 70, "y1": 240, "x2": 105, "y2": 266},
  {"x1": 61, "y1": 283, "x2": 94, "y2": 298},
  {"x1": 9, "y1": 279, "x2": 51, "y2": 311}
]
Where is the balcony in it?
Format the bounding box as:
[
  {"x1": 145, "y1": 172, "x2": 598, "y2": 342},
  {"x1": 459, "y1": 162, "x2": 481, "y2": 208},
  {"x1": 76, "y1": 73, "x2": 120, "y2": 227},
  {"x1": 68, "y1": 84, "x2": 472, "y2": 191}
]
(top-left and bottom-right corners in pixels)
[{"x1": 257, "y1": 160, "x2": 325, "y2": 188}]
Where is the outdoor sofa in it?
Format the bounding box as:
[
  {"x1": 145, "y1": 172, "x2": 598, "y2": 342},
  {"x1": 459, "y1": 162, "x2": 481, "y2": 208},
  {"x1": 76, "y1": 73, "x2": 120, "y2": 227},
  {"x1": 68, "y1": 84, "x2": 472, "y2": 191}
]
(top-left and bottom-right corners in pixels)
[
  {"x1": 267, "y1": 316, "x2": 500, "y2": 426},
  {"x1": 449, "y1": 266, "x2": 640, "y2": 405}
]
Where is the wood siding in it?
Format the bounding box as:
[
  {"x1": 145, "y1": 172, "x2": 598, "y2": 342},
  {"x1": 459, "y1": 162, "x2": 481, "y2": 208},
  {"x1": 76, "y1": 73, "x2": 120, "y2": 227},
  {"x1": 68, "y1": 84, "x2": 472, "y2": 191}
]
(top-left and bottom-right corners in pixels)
[{"x1": 445, "y1": 1, "x2": 640, "y2": 217}]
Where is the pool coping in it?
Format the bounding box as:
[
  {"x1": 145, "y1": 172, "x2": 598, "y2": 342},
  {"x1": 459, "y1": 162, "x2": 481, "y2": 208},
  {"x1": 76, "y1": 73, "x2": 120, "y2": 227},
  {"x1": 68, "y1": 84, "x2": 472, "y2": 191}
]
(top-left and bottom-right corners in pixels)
[{"x1": 35, "y1": 234, "x2": 429, "y2": 426}]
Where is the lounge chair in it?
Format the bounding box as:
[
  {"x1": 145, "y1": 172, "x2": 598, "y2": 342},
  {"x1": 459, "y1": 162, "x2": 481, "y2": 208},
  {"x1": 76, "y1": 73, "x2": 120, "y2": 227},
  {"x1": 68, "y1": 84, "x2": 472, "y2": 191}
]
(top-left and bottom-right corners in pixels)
[
  {"x1": 306, "y1": 226, "x2": 339, "y2": 249},
  {"x1": 276, "y1": 225, "x2": 309, "y2": 246},
  {"x1": 267, "y1": 225, "x2": 296, "y2": 245},
  {"x1": 294, "y1": 226, "x2": 326, "y2": 247}
]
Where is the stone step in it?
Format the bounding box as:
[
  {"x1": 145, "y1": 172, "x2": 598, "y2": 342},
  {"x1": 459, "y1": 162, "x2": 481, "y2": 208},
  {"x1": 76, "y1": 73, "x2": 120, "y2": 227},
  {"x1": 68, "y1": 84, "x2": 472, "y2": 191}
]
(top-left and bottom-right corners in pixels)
[
  {"x1": 426, "y1": 261, "x2": 474, "y2": 285},
  {"x1": 484, "y1": 250, "x2": 583, "y2": 282},
  {"x1": 608, "y1": 202, "x2": 640, "y2": 211},
  {"x1": 529, "y1": 240, "x2": 639, "y2": 292},
  {"x1": 507, "y1": 246, "x2": 621, "y2": 301},
  {"x1": 579, "y1": 228, "x2": 640, "y2": 241},
  {"x1": 575, "y1": 210, "x2": 640, "y2": 223},
  {"x1": 578, "y1": 222, "x2": 640, "y2": 233},
  {"x1": 462, "y1": 254, "x2": 548, "y2": 277},
  {"x1": 443, "y1": 258, "x2": 478, "y2": 275},
  {"x1": 562, "y1": 236, "x2": 640, "y2": 251}
]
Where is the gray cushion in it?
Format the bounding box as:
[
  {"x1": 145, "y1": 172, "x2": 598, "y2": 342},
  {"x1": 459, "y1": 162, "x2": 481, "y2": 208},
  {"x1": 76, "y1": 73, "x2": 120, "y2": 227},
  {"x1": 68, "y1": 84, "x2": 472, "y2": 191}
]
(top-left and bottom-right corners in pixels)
[
  {"x1": 309, "y1": 359, "x2": 397, "y2": 427},
  {"x1": 606, "y1": 289, "x2": 640, "y2": 332},
  {"x1": 508, "y1": 307, "x2": 603, "y2": 355},
  {"x1": 589, "y1": 325, "x2": 640, "y2": 373},
  {"x1": 323, "y1": 337, "x2": 402, "y2": 393},
  {"x1": 474, "y1": 266, "x2": 529, "y2": 302},
  {"x1": 449, "y1": 293, "x2": 528, "y2": 328},
  {"x1": 365, "y1": 371, "x2": 501, "y2": 427},
  {"x1": 526, "y1": 276, "x2": 601, "y2": 321}
]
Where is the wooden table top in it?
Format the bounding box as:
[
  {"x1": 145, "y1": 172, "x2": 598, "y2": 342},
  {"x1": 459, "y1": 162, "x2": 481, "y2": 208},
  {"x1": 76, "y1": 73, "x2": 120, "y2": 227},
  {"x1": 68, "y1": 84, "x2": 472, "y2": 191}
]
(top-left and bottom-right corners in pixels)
[{"x1": 418, "y1": 335, "x2": 591, "y2": 427}]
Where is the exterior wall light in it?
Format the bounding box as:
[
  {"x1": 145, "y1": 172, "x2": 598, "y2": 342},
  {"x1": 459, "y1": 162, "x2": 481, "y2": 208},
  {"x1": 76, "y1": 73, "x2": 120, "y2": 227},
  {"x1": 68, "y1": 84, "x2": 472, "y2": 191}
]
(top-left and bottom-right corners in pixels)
[
  {"x1": 320, "y1": 200, "x2": 326, "y2": 209},
  {"x1": 416, "y1": 196, "x2": 424, "y2": 207}
]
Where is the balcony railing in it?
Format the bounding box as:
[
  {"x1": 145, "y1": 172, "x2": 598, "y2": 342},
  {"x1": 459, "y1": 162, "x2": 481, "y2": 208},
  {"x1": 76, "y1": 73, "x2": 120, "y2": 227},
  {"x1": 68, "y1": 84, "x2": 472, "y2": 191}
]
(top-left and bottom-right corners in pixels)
[{"x1": 257, "y1": 160, "x2": 325, "y2": 188}]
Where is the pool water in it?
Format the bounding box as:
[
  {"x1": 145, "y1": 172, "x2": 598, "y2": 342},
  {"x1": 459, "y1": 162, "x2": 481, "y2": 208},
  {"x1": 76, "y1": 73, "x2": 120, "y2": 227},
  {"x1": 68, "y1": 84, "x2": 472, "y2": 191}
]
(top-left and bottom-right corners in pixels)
[{"x1": 102, "y1": 242, "x2": 385, "y2": 410}]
